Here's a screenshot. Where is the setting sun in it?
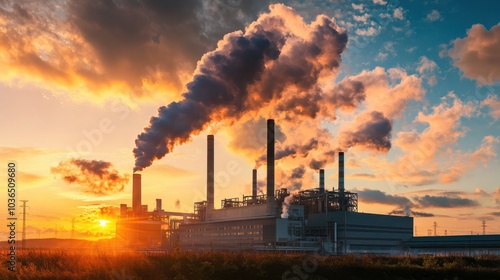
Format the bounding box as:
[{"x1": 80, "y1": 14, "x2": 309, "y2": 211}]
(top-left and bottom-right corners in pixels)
[{"x1": 99, "y1": 220, "x2": 108, "y2": 227}]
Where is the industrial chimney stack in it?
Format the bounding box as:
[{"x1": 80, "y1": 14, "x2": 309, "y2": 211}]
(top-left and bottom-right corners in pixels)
[
  {"x1": 207, "y1": 135, "x2": 215, "y2": 211},
  {"x1": 319, "y1": 169, "x2": 325, "y2": 193},
  {"x1": 156, "y1": 198, "x2": 162, "y2": 213},
  {"x1": 120, "y1": 203, "x2": 127, "y2": 219},
  {"x1": 132, "y1": 173, "x2": 142, "y2": 216},
  {"x1": 338, "y1": 152, "x2": 345, "y2": 193},
  {"x1": 252, "y1": 169, "x2": 257, "y2": 199},
  {"x1": 267, "y1": 119, "x2": 275, "y2": 199}
]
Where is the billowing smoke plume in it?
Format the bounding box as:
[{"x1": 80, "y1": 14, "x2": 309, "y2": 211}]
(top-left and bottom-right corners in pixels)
[
  {"x1": 133, "y1": 4, "x2": 348, "y2": 171},
  {"x1": 51, "y1": 158, "x2": 130, "y2": 195},
  {"x1": 281, "y1": 193, "x2": 295, "y2": 218},
  {"x1": 255, "y1": 138, "x2": 319, "y2": 168},
  {"x1": 338, "y1": 111, "x2": 392, "y2": 151},
  {"x1": 388, "y1": 207, "x2": 434, "y2": 217}
]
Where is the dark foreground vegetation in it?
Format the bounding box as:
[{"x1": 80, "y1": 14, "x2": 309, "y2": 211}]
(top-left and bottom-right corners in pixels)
[{"x1": 1, "y1": 249, "x2": 500, "y2": 280}]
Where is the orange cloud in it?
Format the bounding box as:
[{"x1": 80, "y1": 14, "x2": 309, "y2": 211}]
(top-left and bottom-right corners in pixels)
[
  {"x1": 353, "y1": 93, "x2": 498, "y2": 187},
  {"x1": 481, "y1": 94, "x2": 500, "y2": 120},
  {"x1": 449, "y1": 23, "x2": 500, "y2": 84},
  {"x1": 0, "y1": 1, "x2": 270, "y2": 102}
]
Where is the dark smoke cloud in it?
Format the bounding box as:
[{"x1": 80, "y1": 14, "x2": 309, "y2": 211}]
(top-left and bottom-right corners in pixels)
[
  {"x1": 339, "y1": 111, "x2": 392, "y2": 151},
  {"x1": 255, "y1": 138, "x2": 320, "y2": 168},
  {"x1": 411, "y1": 211, "x2": 435, "y2": 217},
  {"x1": 413, "y1": 195, "x2": 479, "y2": 208},
  {"x1": 0, "y1": 0, "x2": 270, "y2": 98},
  {"x1": 322, "y1": 79, "x2": 366, "y2": 117},
  {"x1": 389, "y1": 208, "x2": 434, "y2": 217},
  {"x1": 309, "y1": 158, "x2": 328, "y2": 170},
  {"x1": 358, "y1": 189, "x2": 412, "y2": 206},
  {"x1": 134, "y1": 4, "x2": 348, "y2": 171},
  {"x1": 277, "y1": 165, "x2": 308, "y2": 191},
  {"x1": 358, "y1": 189, "x2": 436, "y2": 217},
  {"x1": 51, "y1": 158, "x2": 130, "y2": 195},
  {"x1": 291, "y1": 166, "x2": 306, "y2": 179},
  {"x1": 227, "y1": 117, "x2": 286, "y2": 157}
]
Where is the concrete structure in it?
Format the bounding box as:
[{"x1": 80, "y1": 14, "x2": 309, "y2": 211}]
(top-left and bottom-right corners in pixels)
[
  {"x1": 405, "y1": 235, "x2": 500, "y2": 255},
  {"x1": 116, "y1": 219, "x2": 162, "y2": 247},
  {"x1": 132, "y1": 174, "x2": 142, "y2": 216},
  {"x1": 207, "y1": 135, "x2": 215, "y2": 211},
  {"x1": 116, "y1": 119, "x2": 500, "y2": 254},
  {"x1": 169, "y1": 119, "x2": 413, "y2": 253}
]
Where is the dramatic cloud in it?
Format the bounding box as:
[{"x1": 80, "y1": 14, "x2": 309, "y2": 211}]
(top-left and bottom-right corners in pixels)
[
  {"x1": 337, "y1": 111, "x2": 392, "y2": 151},
  {"x1": 449, "y1": 23, "x2": 500, "y2": 84},
  {"x1": 413, "y1": 195, "x2": 479, "y2": 208},
  {"x1": 226, "y1": 117, "x2": 286, "y2": 158},
  {"x1": 51, "y1": 158, "x2": 130, "y2": 195},
  {"x1": 276, "y1": 165, "x2": 310, "y2": 190},
  {"x1": 358, "y1": 189, "x2": 412, "y2": 206},
  {"x1": 357, "y1": 188, "x2": 435, "y2": 217},
  {"x1": 385, "y1": 93, "x2": 482, "y2": 185},
  {"x1": 133, "y1": 4, "x2": 348, "y2": 171},
  {"x1": 481, "y1": 95, "x2": 500, "y2": 120},
  {"x1": 0, "y1": 0, "x2": 270, "y2": 101}
]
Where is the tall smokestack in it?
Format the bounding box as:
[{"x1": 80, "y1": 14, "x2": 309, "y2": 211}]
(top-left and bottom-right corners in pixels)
[
  {"x1": 252, "y1": 169, "x2": 257, "y2": 198},
  {"x1": 207, "y1": 135, "x2": 214, "y2": 210},
  {"x1": 156, "y1": 199, "x2": 162, "y2": 213},
  {"x1": 120, "y1": 204, "x2": 127, "y2": 219},
  {"x1": 338, "y1": 152, "x2": 344, "y2": 193},
  {"x1": 267, "y1": 119, "x2": 275, "y2": 199},
  {"x1": 319, "y1": 169, "x2": 325, "y2": 193},
  {"x1": 132, "y1": 173, "x2": 142, "y2": 216}
]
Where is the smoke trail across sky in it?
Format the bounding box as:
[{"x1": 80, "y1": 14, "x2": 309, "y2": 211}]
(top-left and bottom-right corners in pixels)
[
  {"x1": 51, "y1": 158, "x2": 130, "y2": 195},
  {"x1": 133, "y1": 4, "x2": 348, "y2": 171}
]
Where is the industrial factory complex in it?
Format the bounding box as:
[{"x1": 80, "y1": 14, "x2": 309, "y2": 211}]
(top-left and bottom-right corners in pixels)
[{"x1": 116, "y1": 119, "x2": 500, "y2": 255}]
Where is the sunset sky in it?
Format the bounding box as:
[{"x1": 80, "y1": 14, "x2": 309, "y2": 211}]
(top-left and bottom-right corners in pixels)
[{"x1": 1, "y1": 0, "x2": 500, "y2": 240}]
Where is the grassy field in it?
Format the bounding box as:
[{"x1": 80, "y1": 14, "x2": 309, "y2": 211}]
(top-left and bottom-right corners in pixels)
[{"x1": 1, "y1": 250, "x2": 500, "y2": 280}]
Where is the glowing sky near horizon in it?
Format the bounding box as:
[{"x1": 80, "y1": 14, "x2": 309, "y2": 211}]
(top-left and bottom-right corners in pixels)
[{"x1": 0, "y1": 0, "x2": 500, "y2": 240}]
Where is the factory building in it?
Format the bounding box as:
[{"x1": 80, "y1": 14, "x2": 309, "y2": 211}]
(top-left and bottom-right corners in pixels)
[
  {"x1": 116, "y1": 119, "x2": 499, "y2": 254},
  {"x1": 168, "y1": 119, "x2": 413, "y2": 253}
]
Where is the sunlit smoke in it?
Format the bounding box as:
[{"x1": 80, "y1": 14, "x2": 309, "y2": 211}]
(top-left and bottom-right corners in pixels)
[{"x1": 51, "y1": 158, "x2": 130, "y2": 195}]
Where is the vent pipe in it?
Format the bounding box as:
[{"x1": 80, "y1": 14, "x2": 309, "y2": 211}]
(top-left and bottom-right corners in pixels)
[
  {"x1": 132, "y1": 173, "x2": 142, "y2": 216},
  {"x1": 319, "y1": 169, "x2": 325, "y2": 193},
  {"x1": 156, "y1": 199, "x2": 162, "y2": 213},
  {"x1": 252, "y1": 169, "x2": 257, "y2": 199},
  {"x1": 120, "y1": 204, "x2": 127, "y2": 219},
  {"x1": 339, "y1": 151, "x2": 345, "y2": 192},
  {"x1": 207, "y1": 135, "x2": 215, "y2": 210},
  {"x1": 267, "y1": 119, "x2": 275, "y2": 199}
]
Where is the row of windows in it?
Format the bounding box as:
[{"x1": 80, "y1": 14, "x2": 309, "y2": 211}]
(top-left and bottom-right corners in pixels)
[
  {"x1": 184, "y1": 224, "x2": 263, "y2": 232},
  {"x1": 180, "y1": 237, "x2": 263, "y2": 244},
  {"x1": 184, "y1": 230, "x2": 262, "y2": 238}
]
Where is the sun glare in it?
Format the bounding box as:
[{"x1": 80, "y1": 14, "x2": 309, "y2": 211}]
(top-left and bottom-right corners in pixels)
[{"x1": 99, "y1": 220, "x2": 108, "y2": 227}]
